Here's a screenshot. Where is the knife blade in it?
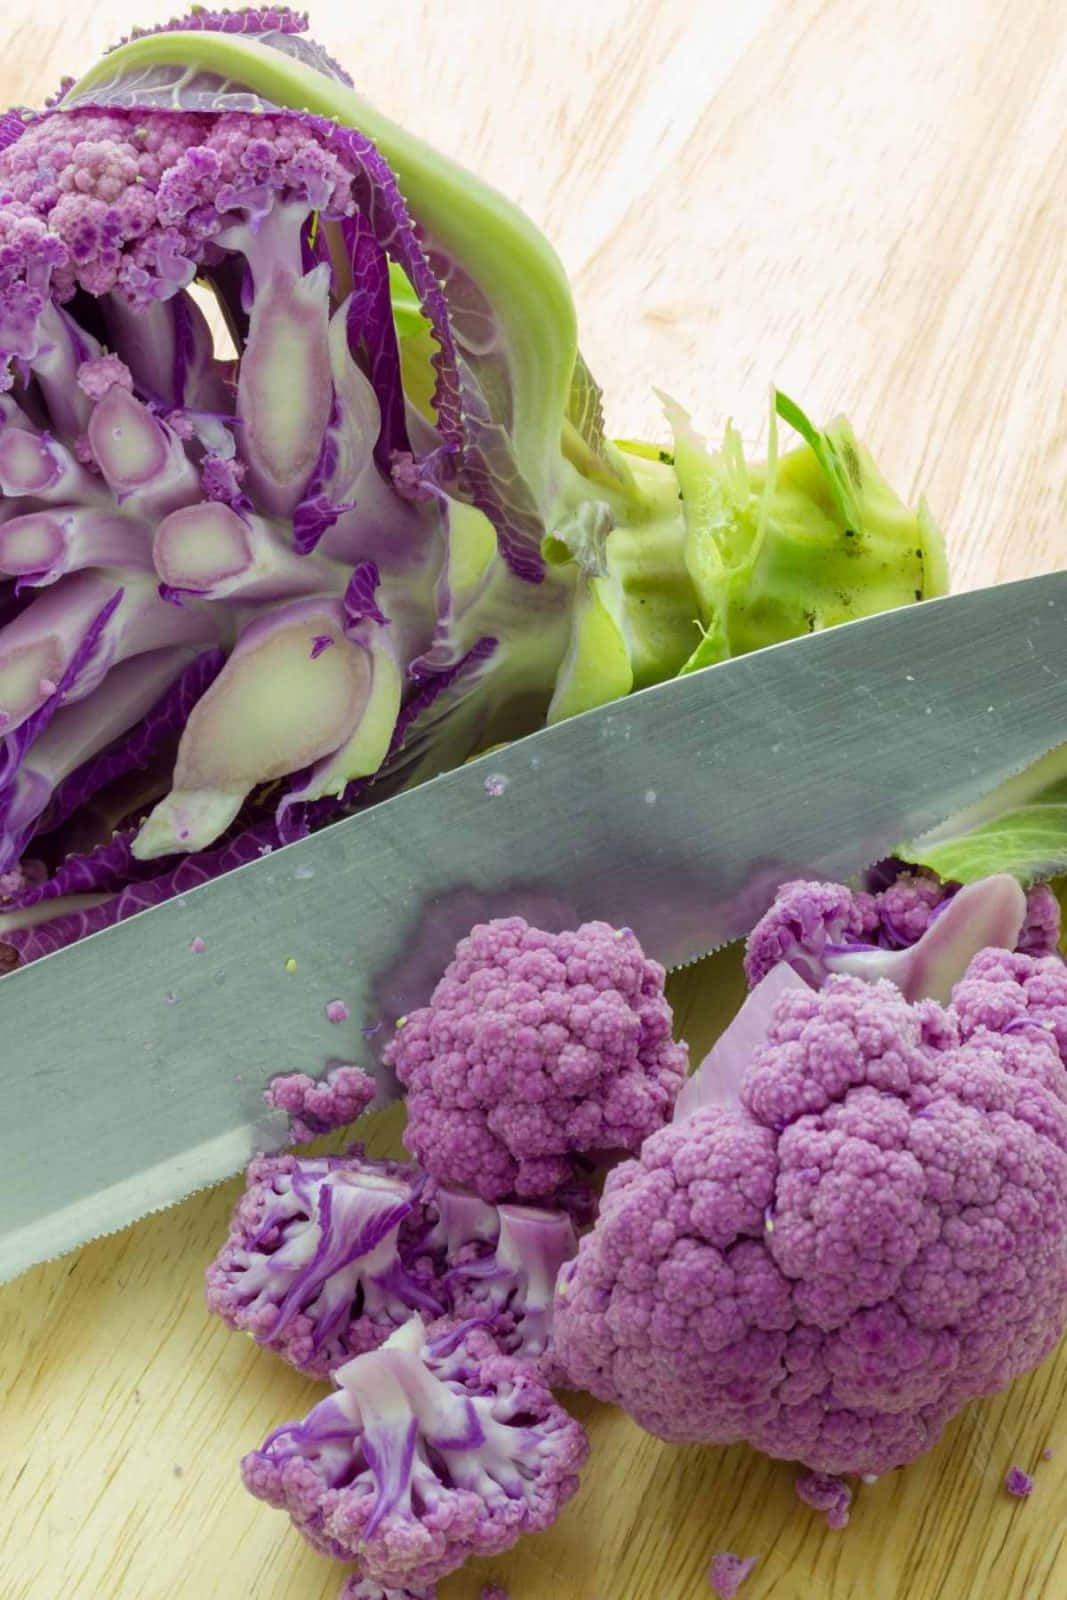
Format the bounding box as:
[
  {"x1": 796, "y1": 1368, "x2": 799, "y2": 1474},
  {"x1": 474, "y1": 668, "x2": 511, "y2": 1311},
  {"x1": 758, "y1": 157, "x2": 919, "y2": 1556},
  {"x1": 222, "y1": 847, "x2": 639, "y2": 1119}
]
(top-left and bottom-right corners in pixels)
[{"x1": 1, "y1": 571, "x2": 1064, "y2": 1281}]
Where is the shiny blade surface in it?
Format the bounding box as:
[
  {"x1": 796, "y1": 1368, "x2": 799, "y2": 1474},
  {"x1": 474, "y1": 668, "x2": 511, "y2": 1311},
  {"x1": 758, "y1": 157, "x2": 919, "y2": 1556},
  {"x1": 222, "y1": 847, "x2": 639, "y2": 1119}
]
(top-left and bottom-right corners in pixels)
[{"x1": 1, "y1": 571, "x2": 1064, "y2": 1280}]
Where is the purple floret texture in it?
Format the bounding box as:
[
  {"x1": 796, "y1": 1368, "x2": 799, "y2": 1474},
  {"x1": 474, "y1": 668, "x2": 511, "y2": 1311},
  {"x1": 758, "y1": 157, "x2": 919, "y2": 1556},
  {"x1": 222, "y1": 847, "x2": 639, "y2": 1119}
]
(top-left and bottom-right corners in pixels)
[
  {"x1": 240, "y1": 1316, "x2": 588, "y2": 1592},
  {"x1": 264, "y1": 1063, "x2": 377, "y2": 1143},
  {"x1": 552, "y1": 947, "x2": 1067, "y2": 1479},
  {"x1": 383, "y1": 916, "x2": 689, "y2": 1202}
]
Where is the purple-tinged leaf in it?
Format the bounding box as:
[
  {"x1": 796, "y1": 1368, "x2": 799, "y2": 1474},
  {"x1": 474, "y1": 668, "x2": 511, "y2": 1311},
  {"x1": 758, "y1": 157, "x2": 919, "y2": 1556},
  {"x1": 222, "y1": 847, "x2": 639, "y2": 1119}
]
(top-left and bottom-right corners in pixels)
[
  {"x1": 320, "y1": 124, "x2": 463, "y2": 466},
  {"x1": 343, "y1": 216, "x2": 409, "y2": 469},
  {"x1": 343, "y1": 561, "x2": 388, "y2": 628},
  {"x1": 0, "y1": 815, "x2": 279, "y2": 964}
]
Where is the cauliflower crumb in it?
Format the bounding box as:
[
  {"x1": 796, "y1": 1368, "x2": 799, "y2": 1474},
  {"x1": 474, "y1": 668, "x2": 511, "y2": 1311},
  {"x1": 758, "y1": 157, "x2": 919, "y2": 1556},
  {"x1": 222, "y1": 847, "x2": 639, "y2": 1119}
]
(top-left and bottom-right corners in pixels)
[
  {"x1": 708, "y1": 1551, "x2": 759, "y2": 1596},
  {"x1": 795, "y1": 1472, "x2": 852, "y2": 1529},
  {"x1": 1005, "y1": 1466, "x2": 1034, "y2": 1498}
]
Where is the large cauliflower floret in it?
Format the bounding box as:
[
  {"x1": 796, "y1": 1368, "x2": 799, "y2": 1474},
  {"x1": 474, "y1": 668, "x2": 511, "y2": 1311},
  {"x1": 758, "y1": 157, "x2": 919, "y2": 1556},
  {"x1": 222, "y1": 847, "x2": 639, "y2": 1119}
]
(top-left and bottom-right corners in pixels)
[
  {"x1": 553, "y1": 955, "x2": 1067, "y2": 1478},
  {"x1": 384, "y1": 917, "x2": 688, "y2": 1202}
]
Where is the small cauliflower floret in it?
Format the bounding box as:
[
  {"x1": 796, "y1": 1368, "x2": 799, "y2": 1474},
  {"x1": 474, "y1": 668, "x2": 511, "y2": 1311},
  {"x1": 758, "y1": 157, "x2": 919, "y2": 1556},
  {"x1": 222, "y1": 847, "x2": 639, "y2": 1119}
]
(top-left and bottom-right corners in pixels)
[
  {"x1": 205, "y1": 1147, "x2": 444, "y2": 1376},
  {"x1": 263, "y1": 1063, "x2": 377, "y2": 1143},
  {"x1": 241, "y1": 1316, "x2": 588, "y2": 1592},
  {"x1": 744, "y1": 867, "x2": 1055, "y2": 1003},
  {"x1": 553, "y1": 940, "x2": 1067, "y2": 1479},
  {"x1": 383, "y1": 916, "x2": 688, "y2": 1202}
]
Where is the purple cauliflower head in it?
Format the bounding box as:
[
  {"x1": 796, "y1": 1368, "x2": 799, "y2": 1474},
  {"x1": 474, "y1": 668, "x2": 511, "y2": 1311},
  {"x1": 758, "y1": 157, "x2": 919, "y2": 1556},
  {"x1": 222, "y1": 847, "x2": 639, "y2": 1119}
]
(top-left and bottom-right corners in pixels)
[
  {"x1": 241, "y1": 1315, "x2": 588, "y2": 1591},
  {"x1": 205, "y1": 1145, "x2": 445, "y2": 1376},
  {"x1": 384, "y1": 917, "x2": 688, "y2": 1202},
  {"x1": 552, "y1": 950, "x2": 1067, "y2": 1479}
]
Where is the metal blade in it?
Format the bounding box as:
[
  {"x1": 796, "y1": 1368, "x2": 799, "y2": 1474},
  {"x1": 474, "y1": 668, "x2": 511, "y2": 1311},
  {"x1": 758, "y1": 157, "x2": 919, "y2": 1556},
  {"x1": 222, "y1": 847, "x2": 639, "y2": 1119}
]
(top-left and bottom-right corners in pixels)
[{"x1": 1, "y1": 571, "x2": 1064, "y2": 1280}]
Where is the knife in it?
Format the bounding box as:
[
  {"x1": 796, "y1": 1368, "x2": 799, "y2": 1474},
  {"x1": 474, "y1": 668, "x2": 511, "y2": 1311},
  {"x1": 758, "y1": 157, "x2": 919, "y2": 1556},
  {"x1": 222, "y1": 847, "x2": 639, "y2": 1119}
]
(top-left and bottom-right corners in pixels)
[{"x1": 1, "y1": 571, "x2": 1064, "y2": 1282}]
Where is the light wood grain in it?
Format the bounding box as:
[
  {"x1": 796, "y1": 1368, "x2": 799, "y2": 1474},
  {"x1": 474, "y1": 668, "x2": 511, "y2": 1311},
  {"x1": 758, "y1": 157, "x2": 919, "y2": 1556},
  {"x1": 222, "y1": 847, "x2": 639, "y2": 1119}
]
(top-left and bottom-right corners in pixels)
[{"x1": 1, "y1": 2, "x2": 1065, "y2": 1597}]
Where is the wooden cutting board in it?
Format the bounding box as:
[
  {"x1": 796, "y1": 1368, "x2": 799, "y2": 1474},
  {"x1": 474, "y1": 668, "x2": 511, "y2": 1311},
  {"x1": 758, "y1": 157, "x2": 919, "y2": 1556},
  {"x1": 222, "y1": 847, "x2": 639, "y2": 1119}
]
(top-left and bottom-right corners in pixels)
[{"x1": 2, "y1": 2, "x2": 1065, "y2": 1597}]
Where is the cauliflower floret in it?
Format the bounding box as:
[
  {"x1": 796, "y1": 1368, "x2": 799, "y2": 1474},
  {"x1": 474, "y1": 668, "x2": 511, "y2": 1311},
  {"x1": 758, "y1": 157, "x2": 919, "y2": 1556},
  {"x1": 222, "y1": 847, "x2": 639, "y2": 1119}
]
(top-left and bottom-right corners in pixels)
[
  {"x1": 384, "y1": 917, "x2": 688, "y2": 1201},
  {"x1": 553, "y1": 953, "x2": 1067, "y2": 1478}
]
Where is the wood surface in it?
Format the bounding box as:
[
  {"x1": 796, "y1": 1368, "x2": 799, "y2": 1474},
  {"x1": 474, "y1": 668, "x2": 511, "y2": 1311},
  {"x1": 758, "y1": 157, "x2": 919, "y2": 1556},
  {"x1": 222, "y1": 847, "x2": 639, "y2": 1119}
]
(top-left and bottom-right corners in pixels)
[{"x1": 1, "y1": 2, "x2": 1065, "y2": 1597}]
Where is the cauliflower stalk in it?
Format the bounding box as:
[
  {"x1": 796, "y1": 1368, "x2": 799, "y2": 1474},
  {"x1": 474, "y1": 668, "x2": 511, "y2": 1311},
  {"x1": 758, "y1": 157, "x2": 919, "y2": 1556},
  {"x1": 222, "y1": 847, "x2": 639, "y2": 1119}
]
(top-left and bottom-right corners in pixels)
[{"x1": 0, "y1": 4, "x2": 946, "y2": 967}]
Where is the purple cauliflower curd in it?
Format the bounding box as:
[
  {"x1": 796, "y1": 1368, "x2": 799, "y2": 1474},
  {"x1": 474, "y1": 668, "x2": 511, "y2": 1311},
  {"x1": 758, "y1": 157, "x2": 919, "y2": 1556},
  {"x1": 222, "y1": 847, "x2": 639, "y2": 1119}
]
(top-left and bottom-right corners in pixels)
[
  {"x1": 241, "y1": 1315, "x2": 588, "y2": 1591},
  {"x1": 384, "y1": 917, "x2": 688, "y2": 1202},
  {"x1": 553, "y1": 941, "x2": 1067, "y2": 1478},
  {"x1": 205, "y1": 1146, "x2": 444, "y2": 1376},
  {"x1": 263, "y1": 1063, "x2": 377, "y2": 1143}
]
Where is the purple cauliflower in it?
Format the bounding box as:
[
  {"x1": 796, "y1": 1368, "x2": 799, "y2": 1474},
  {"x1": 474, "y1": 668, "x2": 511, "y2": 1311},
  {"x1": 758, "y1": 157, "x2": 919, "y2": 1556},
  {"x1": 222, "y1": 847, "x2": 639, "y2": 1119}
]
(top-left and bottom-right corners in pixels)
[
  {"x1": 384, "y1": 917, "x2": 688, "y2": 1202},
  {"x1": 744, "y1": 869, "x2": 1058, "y2": 1002},
  {"x1": 552, "y1": 929, "x2": 1067, "y2": 1478},
  {"x1": 263, "y1": 1063, "x2": 377, "y2": 1143},
  {"x1": 241, "y1": 1315, "x2": 588, "y2": 1591},
  {"x1": 205, "y1": 1146, "x2": 444, "y2": 1376}
]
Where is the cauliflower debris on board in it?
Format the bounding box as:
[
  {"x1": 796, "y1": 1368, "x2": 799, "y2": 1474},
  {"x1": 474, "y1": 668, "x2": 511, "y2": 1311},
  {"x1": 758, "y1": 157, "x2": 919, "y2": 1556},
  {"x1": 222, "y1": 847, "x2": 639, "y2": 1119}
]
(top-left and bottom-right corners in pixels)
[
  {"x1": 552, "y1": 949, "x2": 1067, "y2": 1478},
  {"x1": 241, "y1": 1316, "x2": 587, "y2": 1592},
  {"x1": 384, "y1": 916, "x2": 688, "y2": 1202},
  {"x1": 794, "y1": 1472, "x2": 853, "y2": 1529},
  {"x1": 338, "y1": 1578, "x2": 437, "y2": 1600},
  {"x1": 745, "y1": 867, "x2": 1061, "y2": 1001},
  {"x1": 1004, "y1": 1466, "x2": 1034, "y2": 1498},
  {"x1": 708, "y1": 1551, "x2": 760, "y2": 1597}
]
